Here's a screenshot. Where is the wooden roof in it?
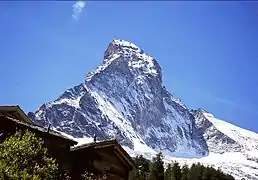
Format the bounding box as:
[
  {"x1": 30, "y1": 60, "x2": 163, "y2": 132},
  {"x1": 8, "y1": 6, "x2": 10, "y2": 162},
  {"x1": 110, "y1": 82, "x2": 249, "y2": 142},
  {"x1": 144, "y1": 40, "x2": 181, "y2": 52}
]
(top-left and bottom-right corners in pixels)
[
  {"x1": 0, "y1": 105, "x2": 33, "y2": 123},
  {"x1": 0, "y1": 105, "x2": 78, "y2": 145},
  {"x1": 0, "y1": 115, "x2": 78, "y2": 145},
  {"x1": 71, "y1": 139, "x2": 135, "y2": 170}
]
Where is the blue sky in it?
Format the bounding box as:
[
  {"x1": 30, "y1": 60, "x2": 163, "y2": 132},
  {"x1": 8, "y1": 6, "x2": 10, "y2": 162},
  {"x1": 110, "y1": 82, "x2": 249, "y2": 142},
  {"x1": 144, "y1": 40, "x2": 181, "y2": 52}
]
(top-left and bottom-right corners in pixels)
[{"x1": 1, "y1": 1, "x2": 258, "y2": 133}]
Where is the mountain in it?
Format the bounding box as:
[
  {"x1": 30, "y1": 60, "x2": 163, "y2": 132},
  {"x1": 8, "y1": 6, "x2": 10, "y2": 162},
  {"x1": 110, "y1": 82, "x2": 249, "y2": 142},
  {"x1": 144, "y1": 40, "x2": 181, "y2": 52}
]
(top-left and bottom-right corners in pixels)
[
  {"x1": 191, "y1": 109, "x2": 258, "y2": 179},
  {"x1": 28, "y1": 39, "x2": 258, "y2": 180}
]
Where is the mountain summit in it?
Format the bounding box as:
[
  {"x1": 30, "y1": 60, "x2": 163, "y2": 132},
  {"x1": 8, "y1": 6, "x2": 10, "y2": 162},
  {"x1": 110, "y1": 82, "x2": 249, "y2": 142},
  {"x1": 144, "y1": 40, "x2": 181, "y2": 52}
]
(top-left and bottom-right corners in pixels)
[
  {"x1": 29, "y1": 40, "x2": 258, "y2": 180},
  {"x1": 86, "y1": 39, "x2": 161, "y2": 82}
]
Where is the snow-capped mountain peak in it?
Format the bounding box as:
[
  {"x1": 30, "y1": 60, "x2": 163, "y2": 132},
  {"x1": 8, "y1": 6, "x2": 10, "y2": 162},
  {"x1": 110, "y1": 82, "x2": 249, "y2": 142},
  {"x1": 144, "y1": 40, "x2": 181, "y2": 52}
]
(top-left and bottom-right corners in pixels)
[
  {"x1": 111, "y1": 39, "x2": 143, "y2": 53},
  {"x1": 86, "y1": 40, "x2": 161, "y2": 82},
  {"x1": 29, "y1": 39, "x2": 258, "y2": 180}
]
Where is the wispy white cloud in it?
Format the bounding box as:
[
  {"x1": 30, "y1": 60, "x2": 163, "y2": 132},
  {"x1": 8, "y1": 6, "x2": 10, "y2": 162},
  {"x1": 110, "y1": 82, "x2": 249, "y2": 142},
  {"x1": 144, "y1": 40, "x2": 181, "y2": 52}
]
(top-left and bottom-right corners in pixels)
[
  {"x1": 167, "y1": 78, "x2": 258, "y2": 116},
  {"x1": 196, "y1": 88, "x2": 237, "y2": 108},
  {"x1": 193, "y1": 87, "x2": 258, "y2": 115},
  {"x1": 72, "y1": 1, "x2": 86, "y2": 21}
]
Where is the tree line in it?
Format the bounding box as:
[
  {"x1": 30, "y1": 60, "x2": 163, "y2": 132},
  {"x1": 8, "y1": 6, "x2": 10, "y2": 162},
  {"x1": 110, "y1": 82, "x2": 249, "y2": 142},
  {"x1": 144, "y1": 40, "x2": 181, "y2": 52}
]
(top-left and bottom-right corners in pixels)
[{"x1": 129, "y1": 153, "x2": 235, "y2": 180}]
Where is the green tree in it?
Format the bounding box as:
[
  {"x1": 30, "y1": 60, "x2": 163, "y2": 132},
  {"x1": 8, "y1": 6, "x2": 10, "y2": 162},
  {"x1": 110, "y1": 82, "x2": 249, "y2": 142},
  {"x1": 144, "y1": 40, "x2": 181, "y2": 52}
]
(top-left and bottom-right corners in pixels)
[
  {"x1": 130, "y1": 155, "x2": 150, "y2": 180},
  {"x1": 201, "y1": 166, "x2": 211, "y2": 180},
  {"x1": 171, "y1": 162, "x2": 182, "y2": 180},
  {"x1": 225, "y1": 174, "x2": 235, "y2": 180},
  {"x1": 180, "y1": 164, "x2": 189, "y2": 180},
  {"x1": 148, "y1": 152, "x2": 164, "y2": 180},
  {"x1": 0, "y1": 130, "x2": 58, "y2": 180},
  {"x1": 81, "y1": 170, "x2": 107, "y2": 180},
  {"x1": 187, "y1": 163, "x2": 201, "y2": 180},
  {"x1": 164, "y1": 163, "x2": 173, "y2": 180}
]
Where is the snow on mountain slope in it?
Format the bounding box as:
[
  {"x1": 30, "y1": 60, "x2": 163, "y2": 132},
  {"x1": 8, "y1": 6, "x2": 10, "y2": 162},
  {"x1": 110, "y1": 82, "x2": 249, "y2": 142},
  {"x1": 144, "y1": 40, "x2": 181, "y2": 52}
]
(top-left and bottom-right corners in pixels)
[
  {"x1": 200, "y1": 111, "x2": 258, "y2": 180},
  {"x1": 125, "y1": 147, "x2": 258, "y2": 180},
  {"x1": 191, "y1": 109, "x2": 258, "y2": 180},
  {"x1": 123, "y1": 110, "x2": 258, "y2": 180},
  {"x1": 192, "y1": 109, "x2": 243, "y2": 154},
  {"x1": 203, "y1": 111, "x2": 258, "y2": 152},
  {"x1": 28, "y1": 39, "x2": 258, "y2": 180},
  {"x1": 167, "y1": 151, "x2": 258, "y2": 180}
]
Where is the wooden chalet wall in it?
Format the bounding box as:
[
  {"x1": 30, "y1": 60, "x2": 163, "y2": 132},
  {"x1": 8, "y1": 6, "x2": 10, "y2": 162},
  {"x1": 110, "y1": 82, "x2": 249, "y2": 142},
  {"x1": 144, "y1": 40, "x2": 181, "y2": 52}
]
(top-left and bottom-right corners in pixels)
[{"x1": 70, "y1": 140, "x2": 135, "y2": 180}]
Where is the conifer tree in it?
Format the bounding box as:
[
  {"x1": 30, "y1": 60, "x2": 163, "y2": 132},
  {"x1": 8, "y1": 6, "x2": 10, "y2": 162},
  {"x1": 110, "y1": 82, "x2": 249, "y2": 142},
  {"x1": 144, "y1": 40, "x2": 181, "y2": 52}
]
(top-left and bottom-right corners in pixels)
[
  {"x1": 187, "y1": 163, "x2": 201, "y2": 180},
  {"x1": 164, "y1": 163, "x2": 173, "y2": 180},
  {"x1": 130, "y1": 155, "x2": 150, "y2": 180},
  {"x1": 171, "y1": 161, "x2": 182, "y2": 180},
  {"x1": 180, "y1": 164, "x2": 189, "y2": 180},
  {"x1": 201, "y1": 166, "x2": 211, "y2": 180},
  {"x1": 148, "y1": 152, "x2": 164, "y2": 180}
]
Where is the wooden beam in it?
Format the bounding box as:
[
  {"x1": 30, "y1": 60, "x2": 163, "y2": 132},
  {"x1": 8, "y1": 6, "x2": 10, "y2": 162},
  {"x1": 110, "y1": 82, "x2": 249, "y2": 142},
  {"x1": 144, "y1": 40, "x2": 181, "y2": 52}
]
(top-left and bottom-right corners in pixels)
[
  {"x1": 109, "y1": 164, "x2": 127, "y2": 178},
  {"x1": 114, "y1": 147, "x2": 132, "y2": 170},
  {"x1": 106, "y1": 172, "x2": 126, "y2": 180}
]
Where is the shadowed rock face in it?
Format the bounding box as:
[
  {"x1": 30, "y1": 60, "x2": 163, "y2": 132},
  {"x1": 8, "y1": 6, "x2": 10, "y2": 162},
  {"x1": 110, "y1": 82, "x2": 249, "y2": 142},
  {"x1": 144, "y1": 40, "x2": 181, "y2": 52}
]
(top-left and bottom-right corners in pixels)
[
  {"x1": 191, "y1": 109, "x2": 243, "y2": 153},
  {"x1": 29, "y1": 39, "x2": 208, "y2": 157}
]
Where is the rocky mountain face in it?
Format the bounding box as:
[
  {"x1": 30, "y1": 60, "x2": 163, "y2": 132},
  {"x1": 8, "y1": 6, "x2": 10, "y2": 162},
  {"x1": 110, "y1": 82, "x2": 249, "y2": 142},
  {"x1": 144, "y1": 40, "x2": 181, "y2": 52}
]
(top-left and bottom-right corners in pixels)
[
  {"x1": 191, "y1": 109, "x2": 243, "y2": 154},
  {"x1": 28, "y1": 39, "x2": 258, "y2": 180},
  {"x1": 190, "y1": 109, "x2": 258, "y2": 180}
]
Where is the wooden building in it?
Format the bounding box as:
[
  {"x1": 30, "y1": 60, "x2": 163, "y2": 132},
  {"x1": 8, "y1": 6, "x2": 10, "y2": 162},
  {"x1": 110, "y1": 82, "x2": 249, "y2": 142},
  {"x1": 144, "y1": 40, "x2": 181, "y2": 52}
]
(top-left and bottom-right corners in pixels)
[
  {"x1": 0, "y1": 105, "x2": 135, "y2": 179},
  {"x1": 71, "y1": 139, "x2": 135, "y2": 180},
  {"x1": 0, "y1": 105, "x2": 78, "y2": 172}
]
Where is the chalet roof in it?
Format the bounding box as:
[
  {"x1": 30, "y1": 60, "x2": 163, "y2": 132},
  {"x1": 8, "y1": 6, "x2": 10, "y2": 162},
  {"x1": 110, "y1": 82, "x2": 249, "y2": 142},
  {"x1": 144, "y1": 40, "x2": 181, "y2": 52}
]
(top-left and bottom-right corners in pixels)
[
  {"x1": 71, "y1": 139, "x2": 135, "y2": 169},
  {"x1": 0, "y1": 105, "x2": 77, "y2": 143},
  {"x1": 0, "y1": 105, "x2": 33, "y2": 123},
  {"x1": 0, "y1": 115, "x2": 78, "y2": 145},
  {"x1": 0, "y1": 105, "x2": 78, "y2": 146}
]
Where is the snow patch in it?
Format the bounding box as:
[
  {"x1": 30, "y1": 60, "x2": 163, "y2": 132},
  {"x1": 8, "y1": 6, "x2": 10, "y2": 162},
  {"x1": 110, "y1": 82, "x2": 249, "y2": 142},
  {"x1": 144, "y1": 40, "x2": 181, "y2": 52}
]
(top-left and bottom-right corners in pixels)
[
  {"x1": 113, "y1": 39, "x2": 142, "y2": 53},
  {"x1": 75, "y1": 137, "x2": 94, "y2": 146},
  {"x1": 203, "y1": 112, "x2": 258, "y2": 151},
  {"x1": 52, "y1": 98, "x2": 81, "y2": 108},
  {"x1": 86, "y1": 54, "x2": 121, "y2": 81},
  {"x1": 123, "y1": 144, "x2": 258, "y2": 180},
  {"x1": 88, "y1": 87, "x2": 146, "y2": 147}
]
